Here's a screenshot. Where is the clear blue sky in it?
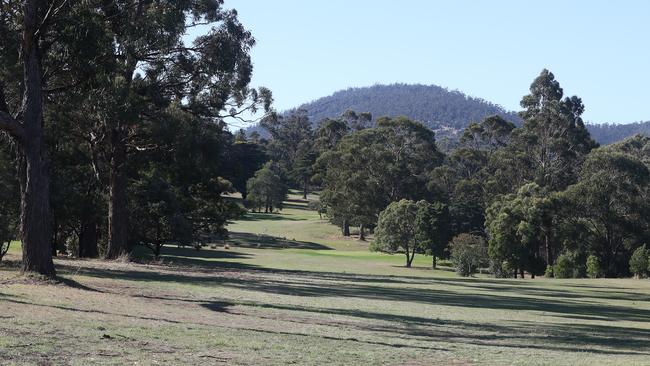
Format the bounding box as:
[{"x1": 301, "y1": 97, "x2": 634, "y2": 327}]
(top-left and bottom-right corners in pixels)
[{"x1": 214, "y1": 0, "x2": 650, "y2": 124}]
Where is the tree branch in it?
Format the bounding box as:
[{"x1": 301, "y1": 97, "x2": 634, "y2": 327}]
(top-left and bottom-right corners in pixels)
[
  {"x1": 0, "y1": 111, "x2": 24, "y2": 138},
  {"x1": 0, "y1": 85, "x2": 24, "y2": 138}
]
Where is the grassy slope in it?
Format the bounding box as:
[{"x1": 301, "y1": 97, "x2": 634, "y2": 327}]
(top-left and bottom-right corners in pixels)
[{"x1": 1, "y1": 192, "x2": 650, "y2": 365}]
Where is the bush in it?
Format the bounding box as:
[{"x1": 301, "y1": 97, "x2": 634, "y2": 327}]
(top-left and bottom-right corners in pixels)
[
  {"x1": 490, "y1": 259, "x2": 514, "y2": 278},
  {"x1": 449, "y1": 234, "x2": 487, "y2": 277},
  {"x1": 544, "y1": 265, "x2": 554, "y2": 278},
  {"x1": 553, "y1": 254, "x2": 575, "y2": 279},
  {"x1": 629, "y1": 245, "x2": 649, "y2": 278},
  {"x1": 586, "y1": 255, "x2": 602, "y2": 278}
]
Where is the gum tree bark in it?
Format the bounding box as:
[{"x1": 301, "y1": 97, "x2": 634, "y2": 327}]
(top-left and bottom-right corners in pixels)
[
  {"x1": 0, "y1": 0, "x2": 56, "y2": 277},
  {"x1": 105, "y1": 127, "x2": 128, "y2": 259}
]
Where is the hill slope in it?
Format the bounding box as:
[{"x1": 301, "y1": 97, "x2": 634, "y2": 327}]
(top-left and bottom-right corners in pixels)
[
  {"x1": 297, "y1": 83, "x2": 521, "y2": 133},
  {"x1": 586, "y1": 122, "x2": 650, "y2": 145}
]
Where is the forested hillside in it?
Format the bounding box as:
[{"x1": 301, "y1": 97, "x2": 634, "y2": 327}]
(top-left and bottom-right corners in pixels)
[
  {"x1": 297, "y1": 84, "x2": 521, "y2": 131},
  {"x1": 252, "y1": 84, "x2": 648, "y2": 144},
  {"x1": 587, "y1": 121, "x2": 650, "y2": 144}
]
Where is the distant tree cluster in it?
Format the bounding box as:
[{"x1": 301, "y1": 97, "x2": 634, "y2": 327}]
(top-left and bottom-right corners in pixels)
[{"x1": 259, "y1": 69, "x2": 650, "y2": 278}]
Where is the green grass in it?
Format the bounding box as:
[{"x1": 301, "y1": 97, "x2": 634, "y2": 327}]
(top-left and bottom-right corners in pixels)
[{"x1": 1, "y1": 196, "x2": 650, "y2": 365}]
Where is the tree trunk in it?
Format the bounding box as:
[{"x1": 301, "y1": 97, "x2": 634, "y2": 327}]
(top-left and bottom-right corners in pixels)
[
  {"x1": 17, "y1": 0, "x2": 56, "y2": 277},
  {"x1": 432, "y1": 255, "x2": 437, "y2": 269},
  {"x1": 342, "y1": 219, "x2": 350, "y2": 236},
  {"x1": 78, "y1": 214, "x2": 98, "y2": 258},
  {"x1": 154, "y1": 243, "x2": 161, "y2": 260},
  {"x1": 358, "y1": 224, "x2": 365, "y2": 241},
  {"x1": 51, "y1": 213, "x2": 58, "y2": 256},
  {"x1": 406, "y1": 250, "x2": 415, "y2": 268},
  {"x1": 513, "y1": 269, "x2": 518, "y2": 278},
  {"x1": 520, "y1": 269, "x2": 525, "y2": 279},
  {"x1": 105, "y1": 128, "x2": 128, "y2": 259},
  {"x1": 545, "y1": 232, "x2": 552, "y2": 266},
  {"x1": 303, "y1": 177, "x2": 308, "y2": 199}
]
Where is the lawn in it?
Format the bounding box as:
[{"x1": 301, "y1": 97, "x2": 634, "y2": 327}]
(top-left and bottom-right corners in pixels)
[{"x1": 1, "y1": 197, "x2": 650, "y2": 365}]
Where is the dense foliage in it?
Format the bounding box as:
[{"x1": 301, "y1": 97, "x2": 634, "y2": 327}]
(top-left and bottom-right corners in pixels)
[
  {"x1": 289, "y1": 69, "x2": 650, "y2": 278},
  {"x1": 0, "y1": 0, "x2": 271, "y2": 275}
]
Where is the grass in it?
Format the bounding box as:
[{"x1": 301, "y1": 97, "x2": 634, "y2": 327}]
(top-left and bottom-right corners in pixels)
[{"x1": 1, "y1": 193, "x2": 650, "y2": 365}]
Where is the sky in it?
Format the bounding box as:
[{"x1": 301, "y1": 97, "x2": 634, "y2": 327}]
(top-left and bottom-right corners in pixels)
[{"x1": 200, "y1": 0, "x2": 650, "y2": 124}]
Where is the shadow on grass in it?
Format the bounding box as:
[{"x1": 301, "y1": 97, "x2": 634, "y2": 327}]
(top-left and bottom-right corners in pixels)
[
  {"x1": 227, "y1": 232, "x2": 331, "y2": 250},
  {"x1": 10, "y1": 253, "x2": 644, "y2": 358},
  {"x1": 53, "y1": 256, "x2": 650, "y2": 325},
  {"x1": 237, "y1": 212, "x2": 305, "y2": 222},
  {"x1": 198, "y1": 299, "x2": 650, "y2": 355}
]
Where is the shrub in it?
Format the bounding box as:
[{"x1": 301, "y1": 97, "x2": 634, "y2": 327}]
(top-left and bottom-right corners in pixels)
[
  {"x1": 449, "y1": 234, "x2": 488, "y2": 277},
  {"x1": 586, "y1": 255, "x2": 602, "y2": 278},
  {"x1": 553, "y1": 253, "x2": 575, "y2": 279},
  {"x1": 629, "y1": 245, "x2": 649, "y2": 278},
  {"x1": 544, "y1": 265, "x2": 554, "y2": 278}
]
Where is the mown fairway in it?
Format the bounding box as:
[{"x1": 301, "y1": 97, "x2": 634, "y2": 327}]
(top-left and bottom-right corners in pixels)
[{"x1": 1, "y1": 194, "x2": 650, "y2": 365}]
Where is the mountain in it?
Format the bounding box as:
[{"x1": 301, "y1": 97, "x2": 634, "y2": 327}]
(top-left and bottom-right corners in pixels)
[{"x1": 250, "y1": 83, "x2": 647, "y2": 144}]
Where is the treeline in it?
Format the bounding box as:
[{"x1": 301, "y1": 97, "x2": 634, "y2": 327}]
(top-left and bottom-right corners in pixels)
[
  {"x1": 0, "y1": 1, "x2": 270, "y2": 276},
  {"x1": 253, "y1": 70, "x2": 650, "y2": 278}
]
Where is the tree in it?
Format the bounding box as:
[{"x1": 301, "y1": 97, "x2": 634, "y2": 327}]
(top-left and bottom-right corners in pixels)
[
  {"x1": 486, "y1": 183, "x2": 554, "y2": 278},
  {"x1": 292, "y1": 139, "x2": 317, "y2": 199},
  {"x1": 372, "y1": 199, "x2": 446, "y2": 267},
  {"x1": 246, "y1": 162, "x2": 288, "y2": 213},
  {"x1": 415, "y1": 200, "x2": 450, "y2": 268},
  {"x1": 341, "y1": 109, "x2": 372, "y2": 131},
  {"x1": 586, "y1": 255, "x2": 602, "y2": 279},
  {"x1": 460, "y1": 115, "x2": 515, "y2": 152},
  {"x1": 0, "y1": 0, "x2": 75, "y2": 276},
  {"x1": 319, "y1": 117, "x2": 443, "y2": 236},
  {"x1": 314, "y1": 118, "x2": 349, "y2": 153},
  {"x1": 450, "y1": 234, "x2": 488, "y2": 276},
  {"x1": 224, "y1": 140, "x2": 267, "y2": 200},
  {"x1": 629, "y1": 245, "x2": 649, "y2": 278},
  {"x1": 560, "y1": 150, "x2": 650, "y2": 276},
  {"x1": 126, "y1": 104, "x2": 244, "y2": 253},
  {"x1": 311, "y1": 118, "x2": 349, "y2": 188},
  {"x1": 262, "y1": 109, "x2": 313, "y2": 179},
  {"x1": 514, "y1": 69, "x2": 597, "y2": 191},
  {"x1": 77, "y1": 1, "x2": 271, "y2": 259}
]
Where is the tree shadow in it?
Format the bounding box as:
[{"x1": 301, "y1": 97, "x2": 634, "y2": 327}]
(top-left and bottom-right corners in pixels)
[
  {"x1": 237, "y1": 213, "x2": 305, "y2": 221},
  {"x1": 227, "y1": 232, "x2": 331, "y2": 250},
  {"x1": 210, "y1": 272, "x2": 650, "y2": 324},
  {"x1": 197, "y1": 297, "x2": 650, "y2": 356}
]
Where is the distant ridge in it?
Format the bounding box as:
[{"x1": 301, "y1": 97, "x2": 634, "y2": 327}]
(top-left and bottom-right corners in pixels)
[
  {"x1": 586, "y1": 122, "x2": 650, "y2": 145},
  {"x1": 250, "y1": 83, "x2": 648, "y2": 144},
  {"x1": 296, "y1": 83, "x2": 521, "y2": 134}
]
